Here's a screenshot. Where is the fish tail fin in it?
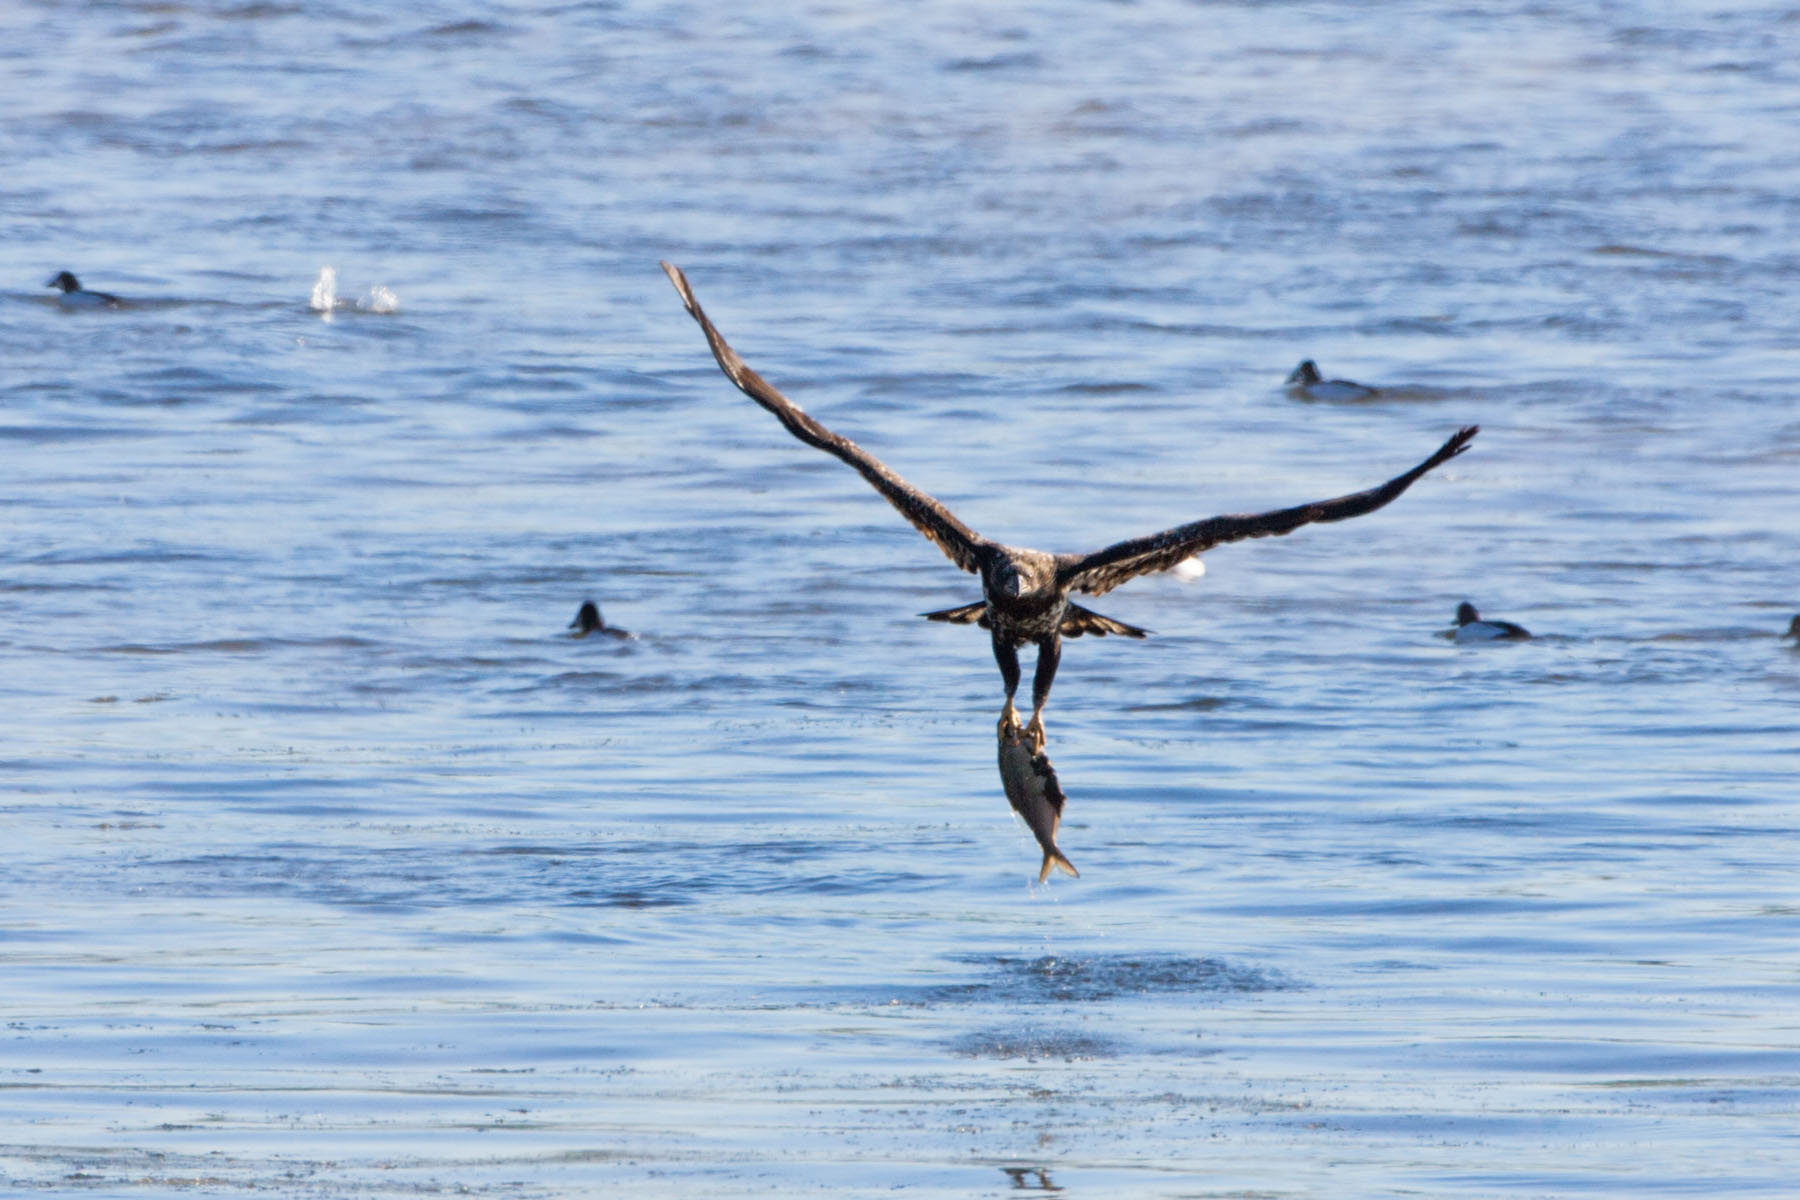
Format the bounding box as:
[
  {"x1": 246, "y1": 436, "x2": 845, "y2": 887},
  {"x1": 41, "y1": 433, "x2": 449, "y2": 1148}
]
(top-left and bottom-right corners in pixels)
[
  {"x1": 1037, "y1": 848, "x2": 1079, "y2": 883},
  {"x1": 1061, "y1": 603, "x2": 1149, "y2": 639},
  {"x1": 921, "y1": 601, "x2": 989, "y2": 627}
]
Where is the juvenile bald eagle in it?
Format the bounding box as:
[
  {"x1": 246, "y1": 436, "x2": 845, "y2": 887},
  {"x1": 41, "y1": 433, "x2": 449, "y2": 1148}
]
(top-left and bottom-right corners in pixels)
[{"x1": 662, "y1": 262, "x2": 1476, "y2": 750}]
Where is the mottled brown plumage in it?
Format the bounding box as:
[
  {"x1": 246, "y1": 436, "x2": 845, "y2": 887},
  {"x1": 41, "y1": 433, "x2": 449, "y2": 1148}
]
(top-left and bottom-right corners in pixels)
[{"x1": 661, "y1": 261, "x2": 1477, "y2": 749}]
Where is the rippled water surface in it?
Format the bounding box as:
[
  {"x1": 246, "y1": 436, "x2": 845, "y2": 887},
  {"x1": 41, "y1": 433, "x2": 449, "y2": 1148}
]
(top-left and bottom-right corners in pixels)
[{"x1": 4, "y1": 2, "x2": 1800, "y2": 1196}]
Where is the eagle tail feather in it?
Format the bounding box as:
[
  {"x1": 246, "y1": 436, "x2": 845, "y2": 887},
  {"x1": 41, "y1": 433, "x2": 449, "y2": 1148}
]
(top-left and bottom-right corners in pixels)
[
  {"x1": 921, "y1": 601, "x2": 990, "y2": 627},
  {"x1": 923, "y1": 601, "x2": 1148, "y2": 638},
  {"x1": 1062, "y1": 603, "x2": 1150, "y2": 639}
]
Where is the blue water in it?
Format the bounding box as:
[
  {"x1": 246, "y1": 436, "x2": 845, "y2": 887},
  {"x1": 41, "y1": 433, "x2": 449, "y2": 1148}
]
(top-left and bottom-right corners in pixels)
[{"x1": 4, "y1": 2, "x2": 1799, "y2": 1196}]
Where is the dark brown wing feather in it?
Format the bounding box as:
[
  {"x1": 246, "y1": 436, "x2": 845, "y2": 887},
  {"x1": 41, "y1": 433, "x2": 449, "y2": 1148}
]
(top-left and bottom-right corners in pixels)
[
  {"x1": 1057, "y1": 426, "x2": 1478, "y2": 597},
  {"x1": 662, "y1": 262, "x2": 987, "y2": 575}
]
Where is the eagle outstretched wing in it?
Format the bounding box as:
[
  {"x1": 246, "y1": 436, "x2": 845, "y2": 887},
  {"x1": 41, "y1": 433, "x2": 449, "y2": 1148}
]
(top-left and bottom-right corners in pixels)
[
  {"x1": 662, "y1": 262, "x2": 989, "y2": 575},
  {"x1": 1057, "y1": 425, "x2": 1479, "y2": 597}
]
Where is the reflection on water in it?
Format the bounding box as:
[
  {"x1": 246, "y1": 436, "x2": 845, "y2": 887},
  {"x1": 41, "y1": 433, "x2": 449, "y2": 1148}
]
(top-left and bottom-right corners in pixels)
[
  {"x1": 1001, "y1": 1166, "x2": 1064, "y2": 1192},
  {"x1": 5, "y1": 0, "x2": 1800, "y2": 1196}
]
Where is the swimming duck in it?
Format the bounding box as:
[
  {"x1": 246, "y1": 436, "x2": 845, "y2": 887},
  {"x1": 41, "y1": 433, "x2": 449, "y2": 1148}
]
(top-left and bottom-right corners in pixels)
[
  {"x1": 569, "y1": 600, "x2": 631, "y2": 640},
  {"x1": 1285, "y1": 359, "x2": 1378, "y2": 400},
  {"x1": 46, "y1": 271, "x2": 123, "y2": 309},
  {"x1": 1452, "y1": 601, "x2": 1530, "y2": 642}
]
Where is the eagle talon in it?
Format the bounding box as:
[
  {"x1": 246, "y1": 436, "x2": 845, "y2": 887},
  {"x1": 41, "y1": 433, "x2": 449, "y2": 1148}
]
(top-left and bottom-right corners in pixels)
[
  {"x1": 1024, "y1": 714, "x2": 1047, "y2": 754},
  {"x1": 998, "y1": 703, "x2": 1023, "y2": 743}
]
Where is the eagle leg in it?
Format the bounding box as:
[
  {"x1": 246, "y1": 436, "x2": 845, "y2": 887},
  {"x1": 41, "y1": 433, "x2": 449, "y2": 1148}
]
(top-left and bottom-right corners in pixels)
[
  {"x1": 993, "y1": 633, "x2": 1024, "y2": 742},
  {"x1": 1025, "y1": 636, "x2": 1060, "y2": 753}
]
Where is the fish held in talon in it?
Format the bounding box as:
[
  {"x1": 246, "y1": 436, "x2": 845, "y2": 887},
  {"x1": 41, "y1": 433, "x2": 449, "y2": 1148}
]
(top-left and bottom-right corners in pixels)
[
  {"x1": 46, "y1": 270, "x2": 123, "y2": 309},
  {"x1": 1284, "y1": 359, "x2": 1378, "y2": 401},
  {"x1": 569, "y1": 599, "x2": 631, "y2": 639},
  {"x1": 997, "y1": 727, "x2": 1078, "y2": 883},
  {"x1": 1451, "y1": 601, "x2": 1530, "y2": 642},
  {"x1": 663, "y1": 260, "x2": 1475, "y2": 871}
]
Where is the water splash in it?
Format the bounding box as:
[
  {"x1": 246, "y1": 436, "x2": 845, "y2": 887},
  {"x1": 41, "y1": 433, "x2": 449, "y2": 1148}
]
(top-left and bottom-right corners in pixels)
[
  {"x1": 360, "y1": 285, "x2": 399, "y2": 314},
  {"x1": 309, "y1": 265, "x2": 338, "y2": 321},
  {"x1": 309, "y1": 268, "x2": 398, "y2": 317}
]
